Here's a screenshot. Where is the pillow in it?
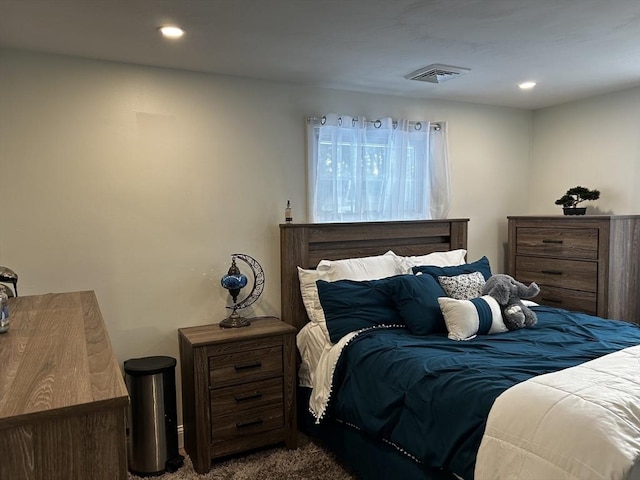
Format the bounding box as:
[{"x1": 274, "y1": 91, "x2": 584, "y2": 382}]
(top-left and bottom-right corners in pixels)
[
  {"x1": 316, "y1": 250, "x2": 402, "y2": 281},
  {"x1": 438, "y1": 271, "x2": 486, "y2": 300},
  {"x1": 412, "y1": 256, "x2": 492, "y2": 281},
  {"x1": 298, "y1": 253, "x2": 404, "y2": 343},
  {"x1": 389, "y1": 274, "x2": 449, "y2": 335},
  {"x1": 437, "y1": 295, "x2": 508, "y2": 341},
  {"x1": 397, "y1": 249, "x2": 467, "y2": 274},
  {"x1": 297, "y1": 267, "x2": 330, "y2": 324},
  {"x1": 316, "y1": 278, "x2": 402, "y2": 343}
]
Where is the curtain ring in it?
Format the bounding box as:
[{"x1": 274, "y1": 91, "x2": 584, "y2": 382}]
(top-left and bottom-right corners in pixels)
[
  {"x1": 414, "y1": 122, "x2": 422, "y2": 131},
  {"x1": 352, "y1": 118, "x2": 357, "y2": 127},
  {"x1": 373, "y1": 120, "x2": 382, "y2": 128},
  {"x1": 321, "y1": 116, "x2": 326, "y2": 125},
  {"x1": 433, "y1": 123, "x2": 441, "y2": 131},
  {"x1": 338, "y1": 117, "x2": 342, "y2": 126}
]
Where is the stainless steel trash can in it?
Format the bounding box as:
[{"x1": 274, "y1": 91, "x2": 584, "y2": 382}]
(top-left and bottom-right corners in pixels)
[{"x1": 124, "y1": 356, "x2": 184, "y2": 476}]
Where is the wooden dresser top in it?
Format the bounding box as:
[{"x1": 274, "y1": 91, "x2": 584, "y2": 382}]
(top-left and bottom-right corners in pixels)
[{"x1": 0, "y1": 291, "x2": 128, "y2": 428}]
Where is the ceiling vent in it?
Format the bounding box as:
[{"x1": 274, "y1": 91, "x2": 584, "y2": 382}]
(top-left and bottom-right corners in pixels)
[{"x1": 404, "y1": 64, "x2": 471, "y2": 84}]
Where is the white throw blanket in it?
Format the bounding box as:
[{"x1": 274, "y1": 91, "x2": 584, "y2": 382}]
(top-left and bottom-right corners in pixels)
[{"x1": 475, "y1": 345, "x2": 640, "y2": 480}]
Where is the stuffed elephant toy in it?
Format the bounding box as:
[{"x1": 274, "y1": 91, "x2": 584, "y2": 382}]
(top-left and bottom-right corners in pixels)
[{"x1": 481, "y1": 274, "x2": 540, "y2": 330}]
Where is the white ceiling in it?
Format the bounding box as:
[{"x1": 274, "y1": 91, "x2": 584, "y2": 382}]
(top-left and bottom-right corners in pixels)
[{"x1": 1, "y1": 0, "x2": 639, "y2": 109}]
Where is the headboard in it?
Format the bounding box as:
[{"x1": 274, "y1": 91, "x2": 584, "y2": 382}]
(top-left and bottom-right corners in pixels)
[{"x1": 280, "y1": 219, "x2": 469, "y2": 331}]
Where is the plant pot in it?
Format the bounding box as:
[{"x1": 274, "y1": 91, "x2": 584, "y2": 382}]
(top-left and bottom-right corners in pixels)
[{"x1": 563, "y1": 207, "x2": 586, "y2": 216}]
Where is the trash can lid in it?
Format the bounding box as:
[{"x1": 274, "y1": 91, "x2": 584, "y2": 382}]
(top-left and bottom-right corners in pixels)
[{"x1": 124, "y1": 356, "x2": 177, "y2": 376}]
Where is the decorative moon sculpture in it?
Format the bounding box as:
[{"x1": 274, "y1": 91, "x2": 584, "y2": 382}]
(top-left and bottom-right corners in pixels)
[{"x1": 220, "y1": 253, "x2": 265, "y2": 328}]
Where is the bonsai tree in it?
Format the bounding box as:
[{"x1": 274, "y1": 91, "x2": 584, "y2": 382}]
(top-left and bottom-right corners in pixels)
[{"x1": 555, "y1": 186, "x2": 600, "y2": 208}]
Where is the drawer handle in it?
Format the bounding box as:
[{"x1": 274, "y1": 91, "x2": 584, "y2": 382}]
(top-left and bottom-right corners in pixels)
[
  {"x1": 541, "y1": 270, "x2": 563, "y2": 275},
  {"x1": 234, "y1": 391, "x2": 263, "y2": 403},
  {"x1": 542, "y1": 297, "x2": 563, "y2": 304},
  {"x1": 236, "y1": 418, "x2": 263, "y2": 429},
  {"x1": 234, "y1": 361, "x2": 262, "y2": 371},
  {"x1": 542, "y1": 239, "x2": 563, "y2": 244}
]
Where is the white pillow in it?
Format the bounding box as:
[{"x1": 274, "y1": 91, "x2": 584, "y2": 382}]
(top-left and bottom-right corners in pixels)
[
  {"x1": 397, "y1": 249, "x2": 467, "y2": 274},
  {"x1": 316, "y1": 250, "x2": 402, "y2": 281},
  {"x1": 437, "y1": 295, "x2": 508, "y2": 341},
  {"x1": 297, "y1": 267, "x2": 330, "y2": 324},
  {"x1": 438, "y1": 271, "x2": 486, "y2": 300}
]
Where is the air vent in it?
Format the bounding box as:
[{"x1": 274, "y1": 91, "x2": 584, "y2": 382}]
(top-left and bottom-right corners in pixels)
[{"x1": 405, "y1": 64, "x2": 471, "y2": 83}]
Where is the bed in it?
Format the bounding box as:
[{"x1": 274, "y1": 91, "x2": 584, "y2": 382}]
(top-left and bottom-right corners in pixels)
[{"x1": 279, "y1": 220, "x2": 640, "y2": 480}]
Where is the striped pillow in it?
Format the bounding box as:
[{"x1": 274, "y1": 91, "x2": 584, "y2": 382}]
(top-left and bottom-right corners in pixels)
[{"x1": 437, "y1": 295, "x2": 508, "y2": 341}]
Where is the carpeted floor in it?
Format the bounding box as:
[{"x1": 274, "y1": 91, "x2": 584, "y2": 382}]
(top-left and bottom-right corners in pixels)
[{"x1": 128, "y1": 433, "x2": 355, "y2": 480}]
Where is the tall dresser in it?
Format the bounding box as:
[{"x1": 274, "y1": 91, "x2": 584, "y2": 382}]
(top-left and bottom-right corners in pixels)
[{"x1": 508, "y1": 215, "x2": 640, "y2": 324}]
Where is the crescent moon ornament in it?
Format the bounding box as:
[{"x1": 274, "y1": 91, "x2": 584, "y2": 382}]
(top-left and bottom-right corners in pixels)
[{"x1": 219, "y1": 254, "x2": 265, "y2": 328}]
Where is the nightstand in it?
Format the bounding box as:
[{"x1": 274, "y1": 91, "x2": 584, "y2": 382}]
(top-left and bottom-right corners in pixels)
[{"x1": 178, "y1": 316, "x2": 297, "y2": 474}]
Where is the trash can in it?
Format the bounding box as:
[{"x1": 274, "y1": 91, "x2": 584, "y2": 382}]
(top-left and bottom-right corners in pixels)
[{"x1": 124, "y1": 356, "x2": 184, "y2": 476}]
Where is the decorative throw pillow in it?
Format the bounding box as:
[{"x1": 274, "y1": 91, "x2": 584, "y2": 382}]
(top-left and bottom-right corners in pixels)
[
  {"x1": 437, "y1": 295, "x2": 508, "y2": 341},
  {"x1": 438, "y1": 271, "x2": 486, "y2": 300},
  {"x1": 396, "y1": 249, "x2": 467, "y2": 274},
  {"x1": 412, "y1": 256, "x2": 493, "y2": 281},
  {"x1": 388, "y1": 274, "x2": 450, "y2": 335},
  {"x1": 316, "y1": 278, "x2": 403, "y2": 343}
]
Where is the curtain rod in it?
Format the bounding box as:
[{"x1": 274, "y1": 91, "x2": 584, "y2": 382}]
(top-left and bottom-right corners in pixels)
[{"x1": 306, "y1": 116, "x2": 442, "y2": 131}]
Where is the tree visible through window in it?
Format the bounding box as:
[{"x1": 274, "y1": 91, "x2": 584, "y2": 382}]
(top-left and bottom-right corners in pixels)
[{"x1": 306, "y1": 114, "x2": 450, "y2": 223}]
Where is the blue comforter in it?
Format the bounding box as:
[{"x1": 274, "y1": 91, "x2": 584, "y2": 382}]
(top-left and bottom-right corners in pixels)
[{"x1": 328, "y1": 306, "x2": 640, "y2": 479}]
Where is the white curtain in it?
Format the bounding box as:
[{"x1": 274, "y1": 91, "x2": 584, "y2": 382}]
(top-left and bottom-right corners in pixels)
[{"x1": 306, "y1": 113, "x2": 450, "y2": 223}]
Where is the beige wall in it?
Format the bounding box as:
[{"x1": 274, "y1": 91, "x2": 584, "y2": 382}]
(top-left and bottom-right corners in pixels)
[
  {"x1": 0, "y1": 49, "x2": 542, "y2": 423},
  {"x1": 2, "y1": 49, "x2": 637, "y2": 422},
  {"x1": 530, "y1": 86, "x2": 640, "y2": 214}
]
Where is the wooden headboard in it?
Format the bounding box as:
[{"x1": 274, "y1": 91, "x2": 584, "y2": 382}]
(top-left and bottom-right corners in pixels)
[{"x1": 280, "y1": 219, "x2": 469, "y2": 331}]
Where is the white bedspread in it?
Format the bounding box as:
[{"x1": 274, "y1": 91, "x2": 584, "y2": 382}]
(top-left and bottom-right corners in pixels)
[{"x1": 475, "y1": 345, "x2": 640, "y2": 480}]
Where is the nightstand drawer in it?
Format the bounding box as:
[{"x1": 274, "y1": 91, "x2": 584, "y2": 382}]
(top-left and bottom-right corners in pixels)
[
  {"x1": 534, "y1": 285, "x2": 597, "y2": 315},
  {"x1": 209, "y1": 345, "x2": 283, "y2": 388},
  {"x1": 211, "y1": 404, "x2": 284, "y2": 444},
  {"x1": 516, "y1": 227, "x2": 598, "y2": 260},
  {"x1": 515, "y1": 256, "x2": 597, "y2": 292},
  {"x1": 211, "y1": 377, "x2": 283, "y2": 416}
]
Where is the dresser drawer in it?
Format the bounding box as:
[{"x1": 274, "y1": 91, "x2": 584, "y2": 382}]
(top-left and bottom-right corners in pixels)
[
  {"x1": 209, "y1": 345, "x2": 283, "y2": 388},
  {"x1": 516, "y1": 227, "x2": 598, "y2": 260},
  {"x1": 211, "y1": 404, "x2": 284, "y2": 444},
  {"x1": 515, "y1": 256, "x2": 597, "y2": 292},
  {"x1": 211, "y1": 377, "x2": 283, "y2": 417},
  {"x1": 533, "y1": 285, "x2": 597, "y2": 315}
]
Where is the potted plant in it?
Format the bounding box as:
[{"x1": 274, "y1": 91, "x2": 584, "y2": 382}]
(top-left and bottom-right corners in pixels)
[{"x1": 554, "y1": 186, "x2": 600, "y2": 215}]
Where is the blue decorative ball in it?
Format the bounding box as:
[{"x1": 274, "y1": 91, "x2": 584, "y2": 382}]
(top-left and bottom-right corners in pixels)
[{"x1": 221, "y1": 274, "x2": 248, "y2": 290}]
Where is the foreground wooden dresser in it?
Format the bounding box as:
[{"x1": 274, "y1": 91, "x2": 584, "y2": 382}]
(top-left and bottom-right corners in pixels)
[
  {"x1": 179, "y1": 316, "x2": 297, "y2": 474},
  {"x1": 508, "y1": 215, "x2": 640, "y2": 324},
  {"x1": 0, "y1": 291, "x2": 129, "y2": 480}
]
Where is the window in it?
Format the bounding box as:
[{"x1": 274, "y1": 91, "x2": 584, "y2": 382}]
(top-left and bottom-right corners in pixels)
[{"x1": 306, "y1": 114, "x2": 450, "y2": 223}]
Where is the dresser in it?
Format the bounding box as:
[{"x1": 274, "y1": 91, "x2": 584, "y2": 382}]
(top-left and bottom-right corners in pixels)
[
  {"x1": 508, "y1": 215, "x2": 640, "y2": 324},
  {"x1": 178, "y1": 316, "x2": 297, "y2": 474},
  {"x1": 0, "y1": 291, "x2": 129, "y2": 480}
]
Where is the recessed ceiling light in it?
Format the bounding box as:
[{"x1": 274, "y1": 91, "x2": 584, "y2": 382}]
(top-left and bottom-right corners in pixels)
[
  {"x1": 159, "y1": 26, "x2": 185, "y2": 39},
  {"x1": 518, "y1": 81, "x2": 537, "y2": 90}
]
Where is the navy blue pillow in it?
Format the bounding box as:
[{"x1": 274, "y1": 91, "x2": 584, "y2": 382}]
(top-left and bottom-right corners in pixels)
[
  {"x1": 388, "y1": 274, "x2": 449, "y2": 335},
  {"x1": 411, "y1": 256, "x2": 493, "y2": 281},
  {"x1": 316, "y1": 277, "x2": 403, "y2": 343}
]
